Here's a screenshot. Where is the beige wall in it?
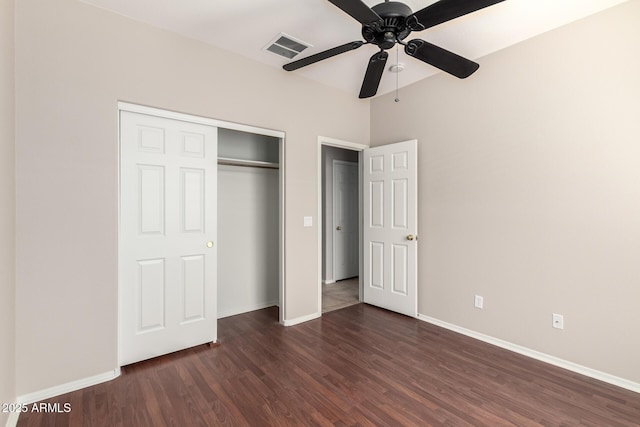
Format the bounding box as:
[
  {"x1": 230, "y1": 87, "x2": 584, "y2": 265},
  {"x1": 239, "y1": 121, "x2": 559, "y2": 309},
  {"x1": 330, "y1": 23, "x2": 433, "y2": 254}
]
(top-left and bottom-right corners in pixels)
[
  {"x1": 14, "y1": 0, "x2": 369, "y2": 395},
  {"x1": 0, "y1": 0, "x2": 16, "y2": 422},
  {"x1": 371, "y1": 0, "x2": 640, "y2": 383}
]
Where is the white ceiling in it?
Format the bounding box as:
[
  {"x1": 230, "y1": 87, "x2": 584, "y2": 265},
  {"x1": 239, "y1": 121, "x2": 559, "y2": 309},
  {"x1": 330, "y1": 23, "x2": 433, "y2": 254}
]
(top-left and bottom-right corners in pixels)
[{"x1": 80, "y1": 0, "x2": 629, "y2": 98}]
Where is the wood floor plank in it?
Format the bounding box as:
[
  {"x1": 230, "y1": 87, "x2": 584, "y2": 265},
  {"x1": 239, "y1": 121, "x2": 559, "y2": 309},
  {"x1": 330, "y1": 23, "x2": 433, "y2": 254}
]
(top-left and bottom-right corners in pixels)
[{"x1": 17, "y1": 304, "x2": 640, "y2": 426}]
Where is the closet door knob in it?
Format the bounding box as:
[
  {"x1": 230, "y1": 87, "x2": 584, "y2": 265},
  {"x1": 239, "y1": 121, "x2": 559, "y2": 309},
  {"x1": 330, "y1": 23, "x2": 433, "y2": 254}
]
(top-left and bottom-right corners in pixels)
[
  {"x1": 206, "y1": 241, "x2": 214, "y2": 248},
  {"x1": 406, "y1": 234, "x2": 415, "y2": 241},
  {"x1": 336, "y1": 226, "x2": 342, "y2": 231}
]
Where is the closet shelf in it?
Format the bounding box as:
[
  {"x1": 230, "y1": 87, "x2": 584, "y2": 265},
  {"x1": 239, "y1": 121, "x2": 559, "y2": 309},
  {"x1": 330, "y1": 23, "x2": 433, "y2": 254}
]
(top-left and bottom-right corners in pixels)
[{"x1": 217, "y1": 157, "x2": 279, "y2": 170}]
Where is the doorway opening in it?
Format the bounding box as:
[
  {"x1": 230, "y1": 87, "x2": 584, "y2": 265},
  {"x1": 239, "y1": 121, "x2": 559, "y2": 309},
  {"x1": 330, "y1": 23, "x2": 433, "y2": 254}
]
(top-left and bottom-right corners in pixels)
[
  {"x1": 217, "y1": 128, "x2": 283, "y2": 321},
  {"x1": 318, "y1": 137, "x2": 367, "y2": 314}
]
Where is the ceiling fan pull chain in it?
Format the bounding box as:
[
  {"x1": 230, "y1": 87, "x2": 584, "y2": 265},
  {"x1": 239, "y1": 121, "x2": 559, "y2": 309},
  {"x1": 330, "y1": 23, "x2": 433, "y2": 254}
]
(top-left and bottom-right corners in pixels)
[{"x1": 395, "y1": 45, "x2": 400, "y2": 103}]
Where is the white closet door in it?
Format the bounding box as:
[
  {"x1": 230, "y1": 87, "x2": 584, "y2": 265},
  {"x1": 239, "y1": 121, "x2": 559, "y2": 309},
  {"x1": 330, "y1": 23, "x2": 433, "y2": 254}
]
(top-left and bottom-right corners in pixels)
[{"x1": 119, "y1": 111, "x2": 217, "y2": 366}]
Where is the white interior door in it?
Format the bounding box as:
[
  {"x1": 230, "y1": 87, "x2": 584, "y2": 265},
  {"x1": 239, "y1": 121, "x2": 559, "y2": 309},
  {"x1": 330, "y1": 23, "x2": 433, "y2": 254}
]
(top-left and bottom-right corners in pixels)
[
  {"x1": 363, "y1": 140, "x2": 417, "y2": 317},
  {"x1": 333, "y1": 160, "x2": 359, "y2": 281},
  {"x1": 119, "y1": 110, "x2": 217, "y2": 366}
]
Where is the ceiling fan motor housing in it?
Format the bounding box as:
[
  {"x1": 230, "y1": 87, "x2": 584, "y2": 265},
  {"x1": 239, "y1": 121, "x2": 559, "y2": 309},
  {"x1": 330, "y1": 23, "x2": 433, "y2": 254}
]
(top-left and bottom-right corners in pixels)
[{"x1": 363, "y1": 1, "x2": 413, "y2": 49}]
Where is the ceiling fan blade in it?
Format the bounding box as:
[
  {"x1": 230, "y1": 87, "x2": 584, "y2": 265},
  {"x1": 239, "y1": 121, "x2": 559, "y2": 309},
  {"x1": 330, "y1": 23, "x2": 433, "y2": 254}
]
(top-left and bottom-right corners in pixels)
[
  {"x1": 405, "y1": 39, "x2": 479, "y2": 79},
  {"x1": 407, "y1": 0, "x2": 505, "y2": 31},
  {"x1": 359, "y1": 51, "x2": 388, "y2": 99},
  {"x1": 327, "y1": 0, "x2": 383, "y2": 26},
  {"x1": 283, "y1": 41, "x2": 364, "y2": 71}
]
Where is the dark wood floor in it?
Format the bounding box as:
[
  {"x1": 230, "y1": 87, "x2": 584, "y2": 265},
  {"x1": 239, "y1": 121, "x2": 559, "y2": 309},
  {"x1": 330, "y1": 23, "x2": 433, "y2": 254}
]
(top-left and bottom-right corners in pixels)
[{"x1": 18, "y1": 304, "x2": 640, "y2": 426}]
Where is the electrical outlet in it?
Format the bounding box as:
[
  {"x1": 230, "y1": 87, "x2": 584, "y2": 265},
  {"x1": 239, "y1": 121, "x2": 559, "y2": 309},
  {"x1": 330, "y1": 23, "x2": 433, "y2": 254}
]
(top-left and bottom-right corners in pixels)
[
  {"x1": 474, "y1": 295, "x2": 484, "y2": 309},
  {"x1": 552, "y1": 313, "x2": 564, "y2": 329}
]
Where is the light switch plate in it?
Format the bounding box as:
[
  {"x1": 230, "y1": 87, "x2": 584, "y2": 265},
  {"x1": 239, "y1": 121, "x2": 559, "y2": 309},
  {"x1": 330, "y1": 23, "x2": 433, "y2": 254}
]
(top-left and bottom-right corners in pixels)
[{"x1": 303, "y1": 216, "x2": 313, "y2": 227}]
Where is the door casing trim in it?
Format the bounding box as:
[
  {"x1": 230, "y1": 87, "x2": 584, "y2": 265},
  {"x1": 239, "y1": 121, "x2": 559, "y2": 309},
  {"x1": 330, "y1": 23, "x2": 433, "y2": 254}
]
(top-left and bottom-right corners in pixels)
[{"x1": 317, "y1": 136, "x2": 368, "y2": 315}]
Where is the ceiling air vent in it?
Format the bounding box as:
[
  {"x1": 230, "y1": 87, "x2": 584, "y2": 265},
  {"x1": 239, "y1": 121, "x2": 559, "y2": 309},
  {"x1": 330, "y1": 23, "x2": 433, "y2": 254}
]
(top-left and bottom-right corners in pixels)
[{"x1": 264, "y1": 33, "x2": 311, "y2": 59}]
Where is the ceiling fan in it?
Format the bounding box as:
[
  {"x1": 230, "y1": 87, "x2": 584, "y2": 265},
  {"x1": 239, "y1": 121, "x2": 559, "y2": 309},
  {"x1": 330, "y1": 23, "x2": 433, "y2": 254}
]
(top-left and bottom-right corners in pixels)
[{"x1": 283, "y1": 0, "x2": 505, "y2": 98}]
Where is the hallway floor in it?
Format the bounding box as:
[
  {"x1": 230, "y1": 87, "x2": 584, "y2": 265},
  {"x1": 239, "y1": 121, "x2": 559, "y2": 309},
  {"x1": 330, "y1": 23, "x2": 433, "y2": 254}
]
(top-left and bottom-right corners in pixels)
[{"x1": 322, "y1": 277, "x2": 359, "y2": 313}]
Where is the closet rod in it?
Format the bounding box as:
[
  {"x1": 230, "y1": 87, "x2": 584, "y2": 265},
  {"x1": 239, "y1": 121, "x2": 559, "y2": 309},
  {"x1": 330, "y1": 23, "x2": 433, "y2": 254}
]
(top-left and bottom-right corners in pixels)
[{"x1": 217, "y1": 157, "x2": 279, "y2": 170}]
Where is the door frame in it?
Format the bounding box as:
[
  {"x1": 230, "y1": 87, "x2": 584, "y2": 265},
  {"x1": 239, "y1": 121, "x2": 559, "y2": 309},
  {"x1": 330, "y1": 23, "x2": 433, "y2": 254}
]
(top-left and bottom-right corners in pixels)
[
  {"x1": 117, "y1": 102, "x2": 286, "y2": 365},
  {"x1": 317, "y1": 136, "x2": 368, "y2": 315}
]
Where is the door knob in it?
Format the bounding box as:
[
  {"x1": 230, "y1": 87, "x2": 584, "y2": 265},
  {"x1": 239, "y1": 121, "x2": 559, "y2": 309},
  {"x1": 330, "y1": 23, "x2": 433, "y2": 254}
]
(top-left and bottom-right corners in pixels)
[
  {"x1": 336, "y1": 226, "x2": 342, "y2": 231},
  {"x1": 206, "y1": 241, "x2": 214, "y2": 248},
  {"x1": 406, "y1": 234, "x2": 415, "y2": 241}
]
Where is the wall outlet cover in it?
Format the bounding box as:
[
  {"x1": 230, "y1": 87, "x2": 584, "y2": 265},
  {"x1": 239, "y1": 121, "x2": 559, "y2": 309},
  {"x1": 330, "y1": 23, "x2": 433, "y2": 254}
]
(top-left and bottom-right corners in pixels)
[
  {"x1": 474, "y1": 295, "x2": 484, "y2": 309},
  {"x1": 552, "y1": 313, "x2": 564, "y2": 329}
]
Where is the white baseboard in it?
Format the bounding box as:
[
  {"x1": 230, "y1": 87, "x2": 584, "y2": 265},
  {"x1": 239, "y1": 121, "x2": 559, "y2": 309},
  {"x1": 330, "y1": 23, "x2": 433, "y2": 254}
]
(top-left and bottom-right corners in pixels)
[
  {"x1": 322, "y1": 280, "x2": 336, "y2": 285},
  {"x1": 16, "y1": 368, "x2": 121, "y2": 405},
  {"x1": 217, "y1": 300, "x2": 279, "y2": 319},
  {"x1": 416, "y1": 314, "x2": 640, "y2": 394},
  {"x1": 281, "y1": 311, "x2": 321, "y2": 326},
  {"x1": 5, "y1": 411, "x2": 19, "y2": 427}
]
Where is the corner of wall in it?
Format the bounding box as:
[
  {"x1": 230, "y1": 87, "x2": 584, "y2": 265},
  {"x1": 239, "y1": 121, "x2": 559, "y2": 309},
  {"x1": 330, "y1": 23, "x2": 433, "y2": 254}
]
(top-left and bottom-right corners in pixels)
[{"x1": 0, "y1": 0, "x2": 17, "y2": 425}]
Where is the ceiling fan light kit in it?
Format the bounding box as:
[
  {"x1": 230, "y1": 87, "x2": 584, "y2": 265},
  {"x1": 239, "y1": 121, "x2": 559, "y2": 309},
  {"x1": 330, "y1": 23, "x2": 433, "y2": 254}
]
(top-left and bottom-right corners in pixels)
[{"x1": 283, "y1": 0, "x2": 505, "y2": 98}]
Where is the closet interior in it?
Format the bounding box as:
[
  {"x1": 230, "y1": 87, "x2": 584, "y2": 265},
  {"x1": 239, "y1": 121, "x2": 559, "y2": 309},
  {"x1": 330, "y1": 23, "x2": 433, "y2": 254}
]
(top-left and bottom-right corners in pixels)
[{"x1": 217, "y1": 128, "x2": 281, "y2": 319}]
